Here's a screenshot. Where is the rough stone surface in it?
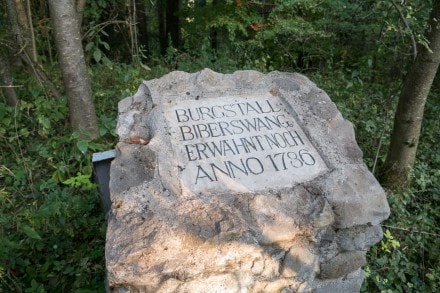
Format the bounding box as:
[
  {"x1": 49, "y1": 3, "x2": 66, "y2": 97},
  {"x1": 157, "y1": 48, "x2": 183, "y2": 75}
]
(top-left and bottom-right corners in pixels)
[
  {"x1": 319, "y1": 251, "x2": 367, "y2": 279},
  {"x1": 106, "y1": 69, "x2": 390, "y2": 292},
  {"x1": 314, "y1": 269, "x2": 365, "y2": 293}
]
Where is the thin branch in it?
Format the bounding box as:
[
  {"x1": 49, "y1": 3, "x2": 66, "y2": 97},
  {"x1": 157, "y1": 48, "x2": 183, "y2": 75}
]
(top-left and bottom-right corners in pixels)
[
  {"x1": 372, "y1": 112, "x2": 390, "y2": 174},
  {"x1": 82, "y1": 19, "x2": 127, "y2": 40},
  {"x1": 13, "y1": 105, "x2": 36, "y2": 194},
  {"x1": 5, "y1": 0, "x2": 24, "y2": 47},
  {"x1": 20, "y1": 52, "x2": 62, "y2": 99},
  {"x1": 0, "y1": 164, "x2": 15, "y2": 177},
  {"x1": 126, "y1": 0, "x2": 136, "y2": 62},
  {"x1": 382, "y1": 224, "x2": 440, "y2": 237},
  {"x1": 390, "y1": 0, "x2": 418, "y2": 61},
  {"x1": 132, "y1": 0, "x2": 139, "y2": 63},
  {"x1": 377, "y1": 5, "x2": 393, "y2": 42},
  {"x1": 25, "y1": 0, "x2": 37, "y2": 63}
]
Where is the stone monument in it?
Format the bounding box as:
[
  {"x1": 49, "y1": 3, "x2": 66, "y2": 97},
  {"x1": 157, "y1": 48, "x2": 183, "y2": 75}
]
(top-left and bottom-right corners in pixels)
[{"x1": 106, "y1": 69, "x2": 390, "y2": 292}]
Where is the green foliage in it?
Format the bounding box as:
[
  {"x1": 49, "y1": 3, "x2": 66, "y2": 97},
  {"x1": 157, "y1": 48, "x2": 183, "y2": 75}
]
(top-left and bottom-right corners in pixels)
[
  {"x1": 83, "y1": 22, "x2": 113, "y2": 67},
  {"x1": 362, "y1": 183, "x2": 440, "y2": 292},
  {"x1": 81, "y1": 0, "x2": 139, "y2": 64},
  {"x1": 176, "y1": 0, "x2": 433, "y2": 76},
  {"x1": 0, "y1": 67, "x2": 120, "y2": 291},
  {"x1": 0, "y1": 61, "x2": 155, "y2": 290},
  {"x1": 311, "y1": 69, "x2": 440, "y2": 293},
  {"x1": 311, "y1": 68, "x2": 397, "y2": 170}
]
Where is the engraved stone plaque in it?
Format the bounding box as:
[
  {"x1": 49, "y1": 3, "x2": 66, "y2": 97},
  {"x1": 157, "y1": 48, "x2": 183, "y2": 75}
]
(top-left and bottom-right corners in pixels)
[
  {"x1": 164, "y1": 94, "x2": 328, "y2": 194},
  {"x1": 107, "y1": 69, "x2": 390, "y2": 292}
]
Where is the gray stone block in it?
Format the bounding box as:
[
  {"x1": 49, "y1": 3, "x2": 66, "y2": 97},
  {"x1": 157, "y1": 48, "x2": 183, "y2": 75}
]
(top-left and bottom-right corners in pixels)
[{"x1": 106, "y1": 69, "x2": 390, "y2": 292}]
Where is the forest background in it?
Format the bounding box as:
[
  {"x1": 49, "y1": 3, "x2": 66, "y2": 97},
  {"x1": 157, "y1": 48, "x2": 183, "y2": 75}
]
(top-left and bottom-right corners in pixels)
[{"x1": 0, "y1": 0, "x2": 439, "y2": 292}]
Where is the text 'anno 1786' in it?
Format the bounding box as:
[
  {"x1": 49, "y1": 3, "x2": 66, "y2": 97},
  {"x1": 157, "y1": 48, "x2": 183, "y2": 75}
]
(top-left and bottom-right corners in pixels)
[{"x1": 165, "y1": 95, "x2": 327, "y2": 191}]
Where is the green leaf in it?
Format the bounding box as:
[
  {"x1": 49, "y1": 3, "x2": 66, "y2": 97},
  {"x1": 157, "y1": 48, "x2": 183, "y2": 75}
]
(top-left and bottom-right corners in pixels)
[
  {"x1": 71, "y1": 131, "x2": 80, "y2": 139},
  {"x1": 85, "y1": 42, "x2": 94, "y2": 52},
  {"x1": 140, "y1": 63, "x2": 151, "y2": 71},
  {"x1": 19, "y1": 128, "x2": 30, "y2": 138},
  {"x1": 98, "y1": 0, "x2": 107, "y2": 8},
  {"x1": 87, "y1": 141, "x2": 105, "y2": 151},
  {"x1": 77, "y1": 140, "x2": 88, "y2": 154},
  {"x1": 99, "y1": 126, "x2": 107, "y2": 136},
  {"x1": 102, "y1": 56, "x2": 113, "y2": 68},
  {"x1": 93, "y1": 49, "x2": 102, "y2": 63},
  {"x1": 22, "y1": 225, "x2": 42, "y2": 240},
  {"x1": 63, "y1": 172, "x2": 96, "y2": 190},
  {"x1": 101, "y1": 41, "x2": 110, "y2": 50}
]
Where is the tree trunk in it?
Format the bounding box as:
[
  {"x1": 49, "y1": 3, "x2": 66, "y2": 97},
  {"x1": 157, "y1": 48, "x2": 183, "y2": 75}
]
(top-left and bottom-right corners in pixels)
[
  {"x1": 48, "y1": 0, "x2": 99, "y2": 139},
  {"x1": 135, "y1": 0, "x2": 149, "y2": 55},
  {"x1": 380, "y1": 0, "x2": 440, "y2": 190},
  {"x1": 210, "y1": 0, "x2": 221, "y2": 50},
  {"x1": 12, "y1": 0, "x2": 37, "y2": 62},
  {"x1": 6, "y1": 0, "x2": 62, "y2": 99},
  {"x1": 157, "y1": 0, "x2": 167, "y2": 54},
  {"x1": 6, "y1": 0, "x2": 26, "y2": 57},
  {"x1": 0, "y1": 52, "x2": 19, "y2": 106},
  {"x1": 166, "y1": 0, "x2": 180, "y2": 48}
]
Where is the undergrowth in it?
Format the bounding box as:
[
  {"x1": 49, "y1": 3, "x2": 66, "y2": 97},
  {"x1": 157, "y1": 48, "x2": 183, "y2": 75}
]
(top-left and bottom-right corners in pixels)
[
  {"x1": 312, "y1": 69, "x2": 440, "y2": 292},
  {"x1": 1, "y1": 62, "x2": 439, "y2": 291},
  {"x1": 0, "y1": 64, "x2": 147, "y2": 292}
]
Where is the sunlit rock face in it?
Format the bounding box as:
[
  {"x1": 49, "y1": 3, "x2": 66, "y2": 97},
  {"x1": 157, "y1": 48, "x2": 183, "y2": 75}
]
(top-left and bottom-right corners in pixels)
[{"x1": 106, "y1": 69, "x2": 390, "y2": 292}]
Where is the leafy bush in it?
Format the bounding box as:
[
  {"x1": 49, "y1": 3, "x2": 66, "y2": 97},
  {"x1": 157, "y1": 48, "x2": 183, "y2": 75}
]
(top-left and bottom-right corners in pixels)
[
  {"x1": 0, "y1": 64, "x2": 149, "y2": 291},
  {"x1": 312, "y1": 69, "x2": 440, "y2": 293},
  {"x1": 0, "y1": 98, "x2": 105, "y2": 291}
]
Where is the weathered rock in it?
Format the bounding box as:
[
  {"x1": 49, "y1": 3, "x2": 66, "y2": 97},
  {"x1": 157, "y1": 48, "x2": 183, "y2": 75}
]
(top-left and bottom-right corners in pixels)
[
  {"x1": 106, "y1": 69, "x2": 390, "y2": 292},
  {"x1": 336, "y1": 225, "x2": 384, "y2": 252},
  {"x1": 314, "y1": 269, "x2": 365, "y2": 293},
  {"x1": 319, "y1": 251, "x2": 367, "y2": 279}
]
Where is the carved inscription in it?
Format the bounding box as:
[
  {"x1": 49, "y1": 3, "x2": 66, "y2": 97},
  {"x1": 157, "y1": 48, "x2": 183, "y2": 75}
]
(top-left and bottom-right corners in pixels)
[{"x1": 164, "y1": 94, "x2": 328, "y2": 193}]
